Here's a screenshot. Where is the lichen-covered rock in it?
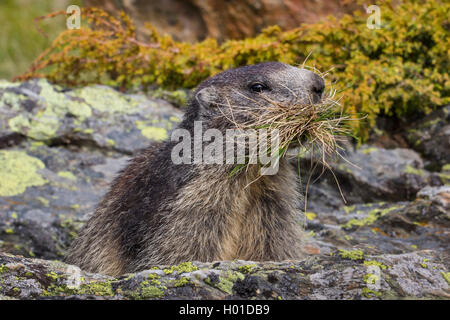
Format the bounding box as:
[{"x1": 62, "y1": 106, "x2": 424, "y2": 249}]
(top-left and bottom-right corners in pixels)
[
  {"x1": 305, "y1": 187, "x2": 450, "y2": 257},
  {"x1": 0, "y1": 250, "x2": 448, "y2": 300},
  {"x1": 0, "y1": 80, "x2": 449, "y2": 300},
  {"x1": 0, "y1": 79, "x2": 183, "y2": 154},
  {"x1": 0, "y1": 79, "x2": 183, "y2": 260},
  {"x1": 0, "y1": 142, "x2": 129, "y2": 259},
  {"x1": 303, "y1": 145, "x2": 446, "y2": 212}
]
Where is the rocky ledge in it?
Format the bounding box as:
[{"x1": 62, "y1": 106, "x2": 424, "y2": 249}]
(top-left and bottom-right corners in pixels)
[
  {"x1": 0, "y1": 79, "x2": 449, "y2": 299},
  {"x1": 0, "y1": 249, "x2": 448, "y2": 300}
]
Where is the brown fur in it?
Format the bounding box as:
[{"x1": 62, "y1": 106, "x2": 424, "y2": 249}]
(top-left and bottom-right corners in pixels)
[
  {"x1": 133, "y1": 160, "x2": 303, "y2": 272},
  {"x1": 66, "y1": 62, "x2": 324, "y2": 276}
]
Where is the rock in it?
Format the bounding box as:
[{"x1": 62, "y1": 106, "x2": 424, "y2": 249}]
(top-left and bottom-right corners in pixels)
[
  {"x1": 417, "y1": 185, "x2": 450, "y2": 200},
  {"x1": 1, "y1": 80, "x2": 449, "y2": 300},
  {"x1": 305, "y1": 195, "x2": 449, "y2": 256},
  {"x1": 83, "y1": 0, "x2": 358, "y2": 42},
  {"x1": 0, "y1": 79, "x2": 182, "y2": 260},
  {"x1": 302, "y1": 145, "x2": 446, "y2": 212},
  {"x1": 0, "y1": 250, "x2": 447, "y2": 299},
  {"x1": 405, "y1": 105, "x2": 450, "y2": 171},
  {"x1": 0, "y1": 142, "x2": 126, "y2": 259},
  {"x1": 301, "y1": 147, "x2": 449, "y2": 258},
  {"x1": 0, "y1": 79, "x2": 183, "y2": 154}
]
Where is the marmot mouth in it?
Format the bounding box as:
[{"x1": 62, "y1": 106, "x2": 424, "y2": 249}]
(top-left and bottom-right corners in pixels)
[{"x1": 227, "y1": 92, "x2": 355, "y2": 177}]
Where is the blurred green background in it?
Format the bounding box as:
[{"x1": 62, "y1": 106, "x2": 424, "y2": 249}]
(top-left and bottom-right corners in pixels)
[{"x1": 0, "y1": 0, "x2": 81, "y2": 79}]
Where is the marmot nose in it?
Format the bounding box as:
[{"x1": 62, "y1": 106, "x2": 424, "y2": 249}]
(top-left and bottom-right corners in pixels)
[{"x1": 309, "y1": 73, "x2": 325, "y2": 103}]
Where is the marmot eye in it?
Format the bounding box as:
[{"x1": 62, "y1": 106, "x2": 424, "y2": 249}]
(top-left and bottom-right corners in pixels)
[{"x1": 250, "y1": 83, "x2": 268, "y2": 93}]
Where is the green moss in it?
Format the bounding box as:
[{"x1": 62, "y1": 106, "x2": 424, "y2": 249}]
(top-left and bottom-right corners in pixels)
[
  {"x1": 173, "y1": 277, "x2": 191, "y2": 287},
  {"x1": 163, "y1": 262, "x2": 198, "y2": 275},
  {"x1": 438, "y1": 173, "x2": 450, "y2": 185},
  {"x1": 140, "y1": 285, "x2": 165, "y2": 299},
  {"x1": 0, "y1": 264, "x2": 7, "y2": 274},
  {"x1": 204, "y1": 270, "x2": 244, "y2": 294},
  {"x1": 442, "y1": 164, "x2": 450, "y2": 171},
  {"x1": 150, "y1": 279, "x2": 161, "y2": 286},
  {"x1": 364, "y1": 260, "x2": 388, "y2": 270},
  {"x1": 11, "y1": 212, "x2": 18, "y2": 219},
  {"x1": 216, "y1": 277, "x2": 235, "y2": 294},
  {"x1": 343, "y1": 205, "x2": 355, "y2": 214},
  {"x1": 7, "y1": 79, "x2": 92, "y2": 140},
  {"x1": 420, "y1": 258, "x2": 430, "y2": 269},
  {"x1": 147, "y1": 273, "x2": 160, "y2": 280},
  {"x1": 0, "y1": 91, "x2": 28, "y2": 109},
  {"x1": 0, "y1": 150, "x2": 48, "y2": 196},
  {"x1": 43, "y1": 284, "x2": 75, "y2": 297},
  {"x1": 60, "y1": 216, "x2": 74, "y2": 228},
  {"x1": 46, "y1": 272, "x2": 59, "y2": 281},
  {"x1": 341, "y1": 205, "x2": 404, "y2": 230},
  {"x1": 139, "y1": 278, "x2": 166, "y2": 299},
  {"x1": 138, "y1": 125, "x2": 168, "y2": 142},
  {"x1": 83, "y1": 128, "x2": 94, "y2": 134},
  {"x1": 422, "y1": 118, "x2": 440, "y2": 128},
  {"x1": 135, "y1": 120, "x2": 170, "y2": 142},
  {"x1": 57, "y1": 171, "x2": 77, "y2": 181},
  {"x1": 36, "y1": 196, "x2": 49, "y2": 206},
  {"x1": 77, "y1": 281, "x2": 114, "y2": 296},
  {"x1": 362, "y1": 287, "x2": 381, "y2": 298},
  {"x1": 338, "y1": 249, "x2": 365, "y2": 260},
  {"x1": 404, "y1": 165, "x2": 425, "y2": 177},
  {"x1": 74, "y1": 86, "x2": 138, "y2": 114},
  {"x1": 441, "y1": 272, "x2": 450, "y2": 285},
  {"x1": 363, "y1": 273, "x2": 380, "y2": 285},
  {"x1": 238, "y1": 264, "x2": 257, "y2": 274},
  {"x1": 305, "y1": 212, "x2": 317, "y2": 221},
  {"x1": 4, "y1": 228, "x2": 14, "y2": 234},
  {"x1": 361, "y1": 147, "x2": 378, "y2": 155},
  {"x1": 0, "y1": 80, "x2": 19, "y2": 88}
]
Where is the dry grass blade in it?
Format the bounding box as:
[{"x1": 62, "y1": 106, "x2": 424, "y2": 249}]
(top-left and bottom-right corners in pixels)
[{"x1": 224, "y1": 81, "x2": 360, "y2": 207}]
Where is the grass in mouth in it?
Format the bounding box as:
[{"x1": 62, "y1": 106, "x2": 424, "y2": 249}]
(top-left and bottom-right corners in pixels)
[{"x1": 221, "y1": 73, "x2": 363, "y2": 208}]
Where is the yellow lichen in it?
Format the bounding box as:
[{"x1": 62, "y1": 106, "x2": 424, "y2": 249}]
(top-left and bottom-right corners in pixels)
[
  {"x1": 140, "y1": 127, "x2": 168, "y2": 142},
  {"x1": 0, "y1": 150, "x2": 48, "y2": 197},
  {"x1": 57, "y1": 171, "x2": 77, "y2": 181},
  {"x1": 338, "y1": 249, "x2": 364, "y2": 260},
  {"x1": 305, "y1": 212, "x2": 317, "y2": 221}
]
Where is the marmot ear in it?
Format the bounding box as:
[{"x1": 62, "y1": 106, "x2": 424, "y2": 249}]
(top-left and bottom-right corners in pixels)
[{"x1": 195, "y1": 86, "x2": 219, "y2": 109}]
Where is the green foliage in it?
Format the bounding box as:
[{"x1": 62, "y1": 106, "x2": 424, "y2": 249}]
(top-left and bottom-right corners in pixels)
[
  {"x1": 338, "y1": 249, "x2": 365, "y2": 260},
  {"x1": 0, "y1": 0, "x2": 81, "y2": 79},
  {"x1": 18, "y1": 0, "x2": 449, "y2": 140}
]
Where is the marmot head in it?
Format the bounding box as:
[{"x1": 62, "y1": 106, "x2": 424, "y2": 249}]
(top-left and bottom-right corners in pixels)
[{"x1": 186, "y1": 62, "x2": 325, "y2": 129}]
